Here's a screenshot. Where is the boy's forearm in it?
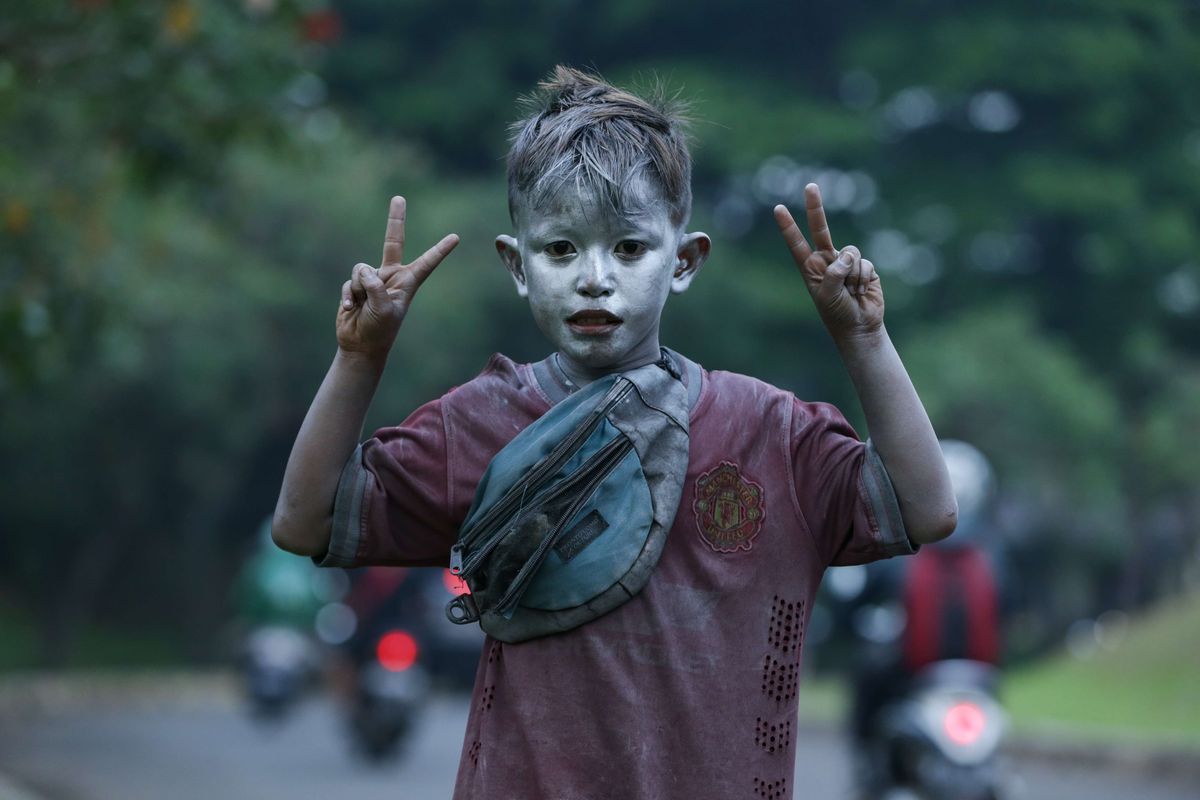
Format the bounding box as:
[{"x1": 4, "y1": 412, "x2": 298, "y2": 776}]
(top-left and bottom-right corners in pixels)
[
  {"x1": 272, "y1": 349, "x2": 387, "y2": 556},
  {"x1": 834, "y1": 327, "x2": 957, "y2": 545}
]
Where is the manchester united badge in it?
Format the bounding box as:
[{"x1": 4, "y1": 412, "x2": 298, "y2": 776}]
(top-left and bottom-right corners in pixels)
[{"x1": 693, "y1": 461, "x2": 765, "y2": 553}]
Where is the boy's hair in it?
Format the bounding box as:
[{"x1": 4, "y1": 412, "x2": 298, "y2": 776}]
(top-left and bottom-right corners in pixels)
[{"x1": 507, "y1": 66, "x2": 692, "y2": 227}]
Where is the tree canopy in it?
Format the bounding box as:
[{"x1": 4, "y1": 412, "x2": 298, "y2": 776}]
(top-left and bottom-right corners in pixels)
[{"x1": 2, "y1": 0, "x2": 1198, "y2": 665}]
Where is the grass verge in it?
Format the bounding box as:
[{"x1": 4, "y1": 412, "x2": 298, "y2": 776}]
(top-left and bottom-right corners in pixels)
[
  {"x1": 0, "y1": 603, "x2": 183, "y2": 671},
  {"x1": 799, "y1": 589, "x2": 1200, "y2": 753},
  {"x1": 1003, "y1": 589, "x2": 1200, "y2": 749}
]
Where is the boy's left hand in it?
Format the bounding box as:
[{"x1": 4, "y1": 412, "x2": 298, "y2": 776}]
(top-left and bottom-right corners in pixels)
[{"x1": 774, "y1": 183, "x2": 883, "y2": 341}]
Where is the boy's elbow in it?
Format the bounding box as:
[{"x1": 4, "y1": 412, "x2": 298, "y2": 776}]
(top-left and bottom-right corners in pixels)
[
  {"x1": 270, "y1": 508, "x2": 327, "y2": 557},
  {"x1": 909, "y1": 501, "x2": 959, "y2": 546},
  {"x1": 932, "y1": 505, "x2": 960, "y2": 542},
  {"x1": 269, "y1": 511, "x2": 300, "y2": 553}
]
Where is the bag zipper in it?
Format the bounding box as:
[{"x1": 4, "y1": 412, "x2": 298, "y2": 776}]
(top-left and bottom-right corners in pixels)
[
  {"x1": 451, "y1": 379, "x2": 633, "y2": 574},
  {"x1": 457, "y1": 432, "x2": 621, "y2": 580},
  {"x1": 492, "y1": 433, "x2": 634, "y2": 617},
  {"x1": 459, "y1": 435, "x2": 623, "y2": 577}
]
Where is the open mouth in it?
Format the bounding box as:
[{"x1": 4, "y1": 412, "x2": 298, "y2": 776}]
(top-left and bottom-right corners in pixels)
[{"x1": 566, "y1": 309, "x2": 622, "y2": 334}]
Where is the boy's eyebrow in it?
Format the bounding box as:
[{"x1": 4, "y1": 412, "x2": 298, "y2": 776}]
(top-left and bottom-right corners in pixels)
[
  {"x1": 526, "y1": 217, "x2": 665, "y2": 242},
  {"x1": 618, "y1": 206, "x2": 660, "y2": 224},
  {"x1": 524, "y1": 220, "x2": 574, "y2": 240}
]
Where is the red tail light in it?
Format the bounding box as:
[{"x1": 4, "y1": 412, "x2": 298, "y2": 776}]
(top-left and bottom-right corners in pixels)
[
  {"x1": 443, "y1": 569, "x2": 471, "y2": 595},
  {"x1": 943, "y1": 701, "x2": 986, "y2": 746},
  {"x1": 376, "y1": 630, "x2": 419, "y2": 672}
]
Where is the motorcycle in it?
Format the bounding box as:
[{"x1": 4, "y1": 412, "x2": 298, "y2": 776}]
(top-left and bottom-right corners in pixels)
[
  {"x1": 344, "y1": 624, "x2": 432, "y2": 760},
  {"x1": 837, "y1": 553, "x2": 1009, "y2": 799},
  {"x1": 857, "y1": 659, "x2": 1009, "y2": 800},
  {"x1": 847, "y1": 441, "x2": 1010, "y2": 800},
  {"x1": 331, "y1": 567, "x2": 442, "y2": 762},
  {"x1": 240, "y1": 624, "x2": 320, "y2": 721},
  {"x1": 233, "y1": 521, "x2": 332, "y2": 722}
]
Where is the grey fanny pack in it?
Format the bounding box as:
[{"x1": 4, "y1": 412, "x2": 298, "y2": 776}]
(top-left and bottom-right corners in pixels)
[{"x1": 444, "y1": 353, "x2": 689, "y2": 643}]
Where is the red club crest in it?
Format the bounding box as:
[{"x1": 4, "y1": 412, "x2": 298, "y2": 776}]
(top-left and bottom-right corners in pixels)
[{"x1": 693, "y1": 462, "x2": 765, "y2": 553}]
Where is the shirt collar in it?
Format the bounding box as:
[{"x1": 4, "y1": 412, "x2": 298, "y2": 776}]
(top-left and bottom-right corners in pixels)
[{"x1": 531, "y1": 348, "x2": 702, "y2": 411}]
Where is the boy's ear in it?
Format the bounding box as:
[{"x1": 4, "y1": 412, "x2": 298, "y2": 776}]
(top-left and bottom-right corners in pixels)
[
  {"x1": 670, "y1": 232, "x2": 711, "y2": 294},
  {"x1": 495, "y1": 235, "x2": 528, "y2": 298}
]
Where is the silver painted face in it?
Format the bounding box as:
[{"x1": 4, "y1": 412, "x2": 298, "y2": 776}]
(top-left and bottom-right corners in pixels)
[{"x1": 500, "y1": 182, "x2": 705, "y2": 385}]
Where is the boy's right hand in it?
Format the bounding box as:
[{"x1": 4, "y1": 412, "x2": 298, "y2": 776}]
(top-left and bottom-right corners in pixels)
[{"x1": 337, "y1": 196, "x2": 459, "y2": 361}]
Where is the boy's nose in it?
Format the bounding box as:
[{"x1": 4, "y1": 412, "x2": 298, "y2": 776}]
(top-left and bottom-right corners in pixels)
[{"x1": 575, "y1": 254, "x2": 615, "y2": 297}]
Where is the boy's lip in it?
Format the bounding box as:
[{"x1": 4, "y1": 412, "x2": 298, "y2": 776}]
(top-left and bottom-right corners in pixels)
[{"x1": 565, "y1": 309, "x2": 622, "y2": 334}]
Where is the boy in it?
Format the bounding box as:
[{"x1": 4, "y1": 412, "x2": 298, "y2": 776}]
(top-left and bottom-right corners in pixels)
[{"x1": 272, "y1": 66, "x2": 956, "y2": 799}]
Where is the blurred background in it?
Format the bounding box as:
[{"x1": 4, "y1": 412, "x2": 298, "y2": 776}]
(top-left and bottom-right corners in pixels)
[{"x1": 1, "y1": 1, "x2": 1198, "y2": 798}]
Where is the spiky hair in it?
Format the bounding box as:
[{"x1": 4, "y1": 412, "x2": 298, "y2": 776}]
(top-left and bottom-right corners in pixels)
[{"x1": 506, "y1": 66, "x2": 693, "y2": 227}]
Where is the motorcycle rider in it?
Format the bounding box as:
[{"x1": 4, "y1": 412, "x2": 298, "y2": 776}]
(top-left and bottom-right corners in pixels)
[
  {"x1": 232, "y1": 519, "x2": 331, "y2": 718},
  {"x1": 848, "y1": 440, "x2": 1005, "y2": 759}
]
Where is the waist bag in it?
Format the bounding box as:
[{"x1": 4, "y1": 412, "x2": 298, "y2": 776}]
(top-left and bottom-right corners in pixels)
[{"x1": 444, "y1": 354, "x2": 689, "y2": 643}]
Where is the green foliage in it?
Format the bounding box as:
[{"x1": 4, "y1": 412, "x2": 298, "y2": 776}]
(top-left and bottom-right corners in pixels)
[
  {"x1": 0, "y1": 0, "x2": 321, "y2": 662},
  {"x1": 904, "y1": 305, "x2": 1121, "y2": 515},
  {"x1": 0, "y1": 0, "x2": 307, "y2": 390},
  {"x1": 0, "y1": 600, "x2": 183, "y2": 670},
  {"x1": 2, "y1": 0, "x2": 1199, "y2": 665}
]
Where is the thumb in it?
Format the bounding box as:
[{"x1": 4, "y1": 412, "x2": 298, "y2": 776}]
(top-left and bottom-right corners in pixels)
[
  {"x1": 359, "y1": 264, "x2": 391, "y2": 311},
  {"x1": 818, "y1": 251, "x2": 854, "y2": 302}
]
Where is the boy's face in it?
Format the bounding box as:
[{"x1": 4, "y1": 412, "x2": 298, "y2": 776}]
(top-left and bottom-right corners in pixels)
[{"x1": 497, "y1": 180, "x2": 710, "y2": 384}]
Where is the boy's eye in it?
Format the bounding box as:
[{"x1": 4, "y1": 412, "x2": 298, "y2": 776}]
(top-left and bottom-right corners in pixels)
[
  {"x1": 544, "y1": 241, "x2": 576, "y2": 258},
  {"x1": 615, "y1": 241, "x2": 647, "y2": 259}
]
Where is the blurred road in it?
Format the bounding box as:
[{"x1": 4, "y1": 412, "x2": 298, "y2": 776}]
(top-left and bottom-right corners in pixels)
[{"x1": 0, "y1": 691, "x2": 1195, "y2": 800}]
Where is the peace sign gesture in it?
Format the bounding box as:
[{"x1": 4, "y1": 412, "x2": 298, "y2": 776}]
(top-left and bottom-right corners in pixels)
[
  {"x1": 774, "y1": 183, "x2": 883, "y2": 340},
  {"x1": 337, "y1": 196, "x2": 459, "y2": 359}
]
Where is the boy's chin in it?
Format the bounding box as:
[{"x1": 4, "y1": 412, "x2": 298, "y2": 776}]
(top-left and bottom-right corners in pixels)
[
  {"x1": 555, "y1": 339, "x2": 653, "y2": 376},
  {"x1": 557, "y1": 343, "x2": 623, "y2": 371}
]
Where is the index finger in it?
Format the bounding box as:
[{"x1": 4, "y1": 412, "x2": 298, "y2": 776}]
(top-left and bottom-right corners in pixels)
[
  {"x1": 381, "y1": 196, "x2": 406, "y2": 268},
  {"x1": 773, "y1": 204, "x2": 813, "y2": 265},
  {"x1": 804, "y1": 183, "x2": 835, "y2": 254}
]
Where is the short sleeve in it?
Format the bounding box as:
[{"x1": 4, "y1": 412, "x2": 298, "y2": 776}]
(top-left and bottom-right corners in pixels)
[
  {"x1": 790, "y1": 399, "x2": 916, "y2": 567},
  {"x1": 316, "y1": 398, "x2": 457, "y2": 568}
]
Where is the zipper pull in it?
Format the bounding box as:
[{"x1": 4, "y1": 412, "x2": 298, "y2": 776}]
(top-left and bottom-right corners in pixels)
[
  {"x1": 446, "y1": 593, "x2": 479, "y2": 625},
  {"x1": 449, "y1": 543, "x2": 464, "y2": 575}
]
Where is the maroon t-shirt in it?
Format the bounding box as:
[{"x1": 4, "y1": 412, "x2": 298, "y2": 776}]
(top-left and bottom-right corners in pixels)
[{"x1": 321, "y1": 352, "x2": 913, "y2": 799}]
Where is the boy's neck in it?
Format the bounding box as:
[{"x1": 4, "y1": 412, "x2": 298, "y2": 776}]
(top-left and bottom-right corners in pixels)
[
  {"x1": 553, "y1": 348, "x2": 663, "y2": 389},
  {"x1": 535, "y1": 348, "x2": 700, "y2": 412}
]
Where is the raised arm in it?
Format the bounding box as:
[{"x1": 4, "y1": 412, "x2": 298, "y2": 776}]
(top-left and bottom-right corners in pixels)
[
  {"x1": 271, "y1": 197, "x2": 459, "y2": 556},
  {"x1": 774, "y1": 184, "x2": 956, "y2": 546}
]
